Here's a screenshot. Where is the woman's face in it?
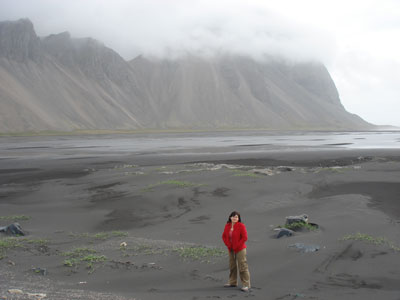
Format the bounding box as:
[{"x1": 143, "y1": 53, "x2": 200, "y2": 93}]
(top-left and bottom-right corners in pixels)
[{"x1": 230, "y1": 215, "x2": 239, "y2": 223}]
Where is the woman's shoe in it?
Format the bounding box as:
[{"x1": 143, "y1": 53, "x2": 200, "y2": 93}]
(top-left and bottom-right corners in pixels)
[
  {"x1": 241, "y1": 287, "x2": 250, "y2": 292},
  {"x1": 224, "y1": 283, "x2": 237, "y2": 287}
]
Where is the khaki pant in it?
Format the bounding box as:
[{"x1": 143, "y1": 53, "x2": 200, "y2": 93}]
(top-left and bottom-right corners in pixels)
[{"x1": 228, "y1": 249, "x2": 251, "y2": 288}]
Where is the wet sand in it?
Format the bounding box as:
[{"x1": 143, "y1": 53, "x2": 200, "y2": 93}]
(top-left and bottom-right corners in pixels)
[{"x1": 1, "y1": 139, "x2": 400, "y2": 300}]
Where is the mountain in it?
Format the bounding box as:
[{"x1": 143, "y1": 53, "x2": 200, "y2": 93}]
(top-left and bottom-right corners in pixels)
[
  {"x1": 0, "y1": 19, "x2": 373, "y2": 133},
  {"x1": 129, "y1": 55, "x2": 371, "y2": 129}
]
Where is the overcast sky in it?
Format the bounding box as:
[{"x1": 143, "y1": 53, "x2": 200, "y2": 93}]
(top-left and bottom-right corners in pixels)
[{"x1": 1, "y1": 0, "x2": 399, "y2": 127}]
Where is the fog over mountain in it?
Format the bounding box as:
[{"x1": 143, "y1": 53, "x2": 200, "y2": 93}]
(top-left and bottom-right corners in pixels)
[
  {"x1": 0, "y1": 19, "x2": 372, "y2": 132},
  {"x1": 0, "y1": 1, "x2": 335, "y2": 64}
]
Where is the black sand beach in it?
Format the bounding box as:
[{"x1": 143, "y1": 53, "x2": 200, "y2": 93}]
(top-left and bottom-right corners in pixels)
[{"x1": 1, "y1": 134, "x2": 400, "y2": 299}]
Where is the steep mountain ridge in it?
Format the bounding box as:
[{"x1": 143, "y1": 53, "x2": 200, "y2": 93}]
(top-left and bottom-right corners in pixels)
[
  {"x1": 0, "y1": 19, "x2": 373, "y2": 132},
  {"x1": 0, "y1": 18, "x2": 41, "y2": 62}
]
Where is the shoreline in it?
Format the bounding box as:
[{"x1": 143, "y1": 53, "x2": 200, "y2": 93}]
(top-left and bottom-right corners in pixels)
[{"x1": 1, "y1": 127, "x2": 399, "y2": 137}]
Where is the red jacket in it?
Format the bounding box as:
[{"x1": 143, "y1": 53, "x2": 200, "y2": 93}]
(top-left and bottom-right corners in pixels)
[{"x1": 222, "y1": 222, "x2": 248, "y2": 253}]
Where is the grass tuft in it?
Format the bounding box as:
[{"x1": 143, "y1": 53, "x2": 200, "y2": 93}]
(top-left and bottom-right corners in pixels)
[
  {"x1": 0, "y1": 237, "x2": 49, "y2": 259},
  {"x1": 93, "y1": 232, "x2": 109, "y2": 240},
  {"x1": 0, "y1": 238, "x2": 21, "y2": 259},
  {"x1": 82, "y1": 254, "x2": 107, "y2": 263},
  {"x1": 25, "y1": 238, "x2": 48, "y2": 245},
  {"x1": 232, "y1": 172, "x2": 260, "y2": 178},
  {"x1": 62, "y1": 247, "x2": 97, "y2": 258},
  {"x1": 142, "y1": 180, "x2": 202, "y2": 192},
  {"x1": 0, "y1": 215, "x2": 31, "y2": 221},
  {"x1": 341, "y1": 233, "x2": 386, "y2": 244},
  {"x1": 340, "y1": 233, "x2": 400, "y2": 252},
  {"x1": 283, "y1": 221, "x2": 318, "y2": 231},
  {"x1": 111, "y1": 231, "x2": 129, "y2": 237},
  {"x1": 68, "y1": 231, "x2": 128, "y2": 240},
  {"x1": 174, "y1": 246, "x2": 226, "y2": 262},
  {"x1": 63, "y1": 258, "x2": 80, "y2": 267},
  {"x1": 62, "y1": 247, "x2": 107, "y2": 272}
]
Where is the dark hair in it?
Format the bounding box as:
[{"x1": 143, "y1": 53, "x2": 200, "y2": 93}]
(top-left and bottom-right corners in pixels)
[{"x1": 227, "y1": 211, "x2": 242, "y2": 223}]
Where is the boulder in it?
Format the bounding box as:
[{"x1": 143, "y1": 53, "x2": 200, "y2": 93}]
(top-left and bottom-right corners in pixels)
[
  {"x1": 288, "y1": 242, "x2": 320, "y2": 253},
  {"x1": 0, "y1": 222, "x2": 25, "y2": 236},
  {"x1": 285, "y1": 214, "x2": 308, "y2": 225},
  {"x1": 274, "y1": 228, "x2": 294, "y2": 238}
]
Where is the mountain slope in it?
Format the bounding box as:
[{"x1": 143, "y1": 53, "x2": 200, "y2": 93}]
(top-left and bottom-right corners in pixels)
[
  {"x1": 130, "y1": 55, "x2": 370, "y2": 129},
  {"x1": 0, "y1": 19, "x2": 373, "y2": 132}
]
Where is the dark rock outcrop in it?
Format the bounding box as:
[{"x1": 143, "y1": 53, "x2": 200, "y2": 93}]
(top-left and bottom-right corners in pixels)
[{"x1": 0, "y1": 19, "x2": 41, "y2": 62}]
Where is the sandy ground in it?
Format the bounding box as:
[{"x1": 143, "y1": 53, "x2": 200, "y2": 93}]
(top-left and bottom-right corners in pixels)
[{"x1": 1, "y1": 140, "x2": 400, "y2": 300}]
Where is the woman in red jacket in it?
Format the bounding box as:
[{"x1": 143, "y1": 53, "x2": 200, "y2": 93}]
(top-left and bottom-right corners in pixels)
[{"x1": 222, "y1": 211, "x2": 251, "y2": 292}]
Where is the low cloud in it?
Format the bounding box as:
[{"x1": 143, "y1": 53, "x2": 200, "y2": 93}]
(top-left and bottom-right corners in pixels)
[
  {"x1": 333, "y1": 52, "x2": 400, "y2": 126},
  {"x1": 0, "y1": 0, "x2": 336, "y2": 63}
]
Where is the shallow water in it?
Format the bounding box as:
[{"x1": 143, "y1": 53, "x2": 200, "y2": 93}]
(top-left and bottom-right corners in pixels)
[{"x1": 0, "y1": 131, "x2": 400, "y2": 158}]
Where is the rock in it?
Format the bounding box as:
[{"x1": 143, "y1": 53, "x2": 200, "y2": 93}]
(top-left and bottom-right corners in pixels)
[
  {"x1": 276, "y1": 166, "x2": 295, "y2": 172},
  {"x1": 27, "y1": 293, "x2": 46, "y2": 299},
  {"x1": 288, "y1": 243, "x2": 320, "y2": 253},
  {"x1": 251, "y1": 168, "x2": 275, "y2": 176},
  {"x1": 8, "y1": 289, "x2": 24, "y2": 294},
  {"x1": 32, "y1": 267, "x2": 47, "y2": 276},
  {"x1": 285, "y1": 214, "x2": 308, "y2": 225},
  {"x1": 7, "y1": 289, "x2": 46, "y2": 299},
  {"x1": 308, "y1": 222, "x2": 319, "y2": 229},
  {"x1": 0, "y1": 222, "x2": 25, "y2": 236},
  {"x1": 0, "y1": 19, "x2": 42, "y2": 62},
  {"x1": 274, "y1": 228, "x2": 294, "y2": 238}
]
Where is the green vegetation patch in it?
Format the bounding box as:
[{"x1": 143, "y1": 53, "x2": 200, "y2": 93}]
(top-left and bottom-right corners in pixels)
[
  {"x1": 0, "y1": 215, "x2": 31, "y2": 221},
  {"x1": 230, "y1": 169, "x2": 260, "y2": 178},
  {"x1": 161, "y1": 180, "x2": 199, "y2": 187},
  {"x1": 63, "y1": 258, "x2": 80, "y2": 267},
  {"x1": 113, "y1": 164, "x2": 137, "y2": 169},
  {"x1": 93, "y1": 231, "x2": 128, "y2": 240},
  {"x1": 0, "y1": 237, "x2": 49, "y2": 260},
  {"x1": 25, "y1": 238, "x2": 48, "y2": 246},
  {"x1": 283, "y1": 221, "x2": 318, "y2": 231},
  {"x1": 63, "y1": 247, "x2": 97, "y2": 258},
  {"x1": 120, "y1": 243, "x2": 226, "y2": 262},
  {"x1": 82, "y1": 254, "x2": 107, "y2": 262},
  {"x1": 121, "y1": 243, "x2": 166, "y2": 256},
  {"x1": 340, "y1": 233, "x2": 400, "y2": 251},
  {"x1": 62, "y1": 247, "x2": 107, "y2": 271},
  {"x1": 142, "y1": 180, "x2": 202, "y2": 192},
  {"x1": 0, "y1": 237, "x2": 21, "y2": 259},
  {"x1": 232, "y1": 172, "x2": 260, "y2": 178},
  {"x1": 174, "y1": 246, "x2": 227, "y2": 262},
  {"x1": 68, "y1": 232, "x2": 90, "y2": 239},
  {"x1": 110, "y1": 231, "x2": 129, "y2": 237},
  {"x1": 69, "y1": 231, "x2": 128, "y2": 240}
]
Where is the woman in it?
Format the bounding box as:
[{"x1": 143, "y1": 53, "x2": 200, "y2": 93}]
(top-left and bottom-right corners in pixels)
[{"x1": 222, "y1": 211, "x2": 251, "y2": 292}]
